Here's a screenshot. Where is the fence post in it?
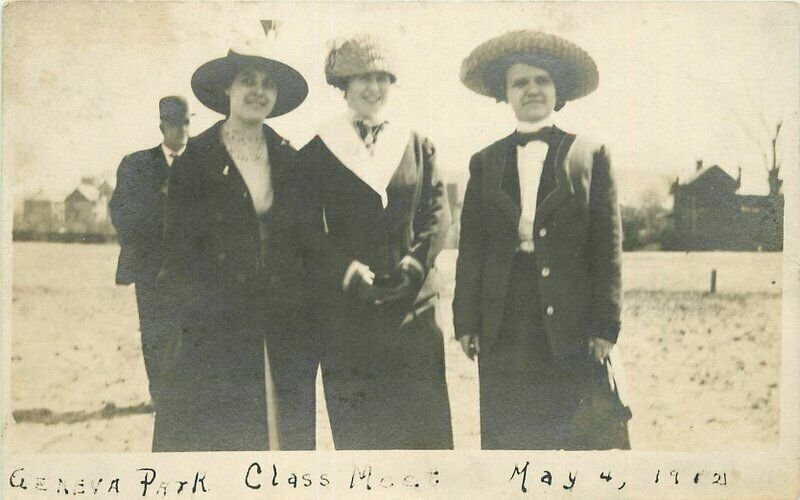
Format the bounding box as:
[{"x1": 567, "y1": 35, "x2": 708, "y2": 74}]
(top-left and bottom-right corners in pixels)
[{"x1": 710, "y1": 269, "x2": 717, "y2": 293}]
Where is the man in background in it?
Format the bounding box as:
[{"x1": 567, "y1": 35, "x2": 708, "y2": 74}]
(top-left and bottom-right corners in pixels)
[{"x1": 110, "y1": 96, "x2": 191, "y2": 399}]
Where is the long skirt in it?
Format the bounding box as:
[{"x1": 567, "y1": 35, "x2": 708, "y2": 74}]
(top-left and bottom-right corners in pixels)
[
  {"x1": 267, "y1": 312, "x2": 319, "y2": 450},
  {"x1": 320, "y1": 305, "x2": 453, "y2": 450},
  {"x1": 151, "y1": 292, "x2": 275, "y2": 452},
  {"x1": 478, "y1": 253, "x2": 630, "y2": 450}
]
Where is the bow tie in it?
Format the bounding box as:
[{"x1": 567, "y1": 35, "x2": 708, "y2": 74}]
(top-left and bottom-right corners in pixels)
[
  {"x1": 513, "y1": 127, "x2": 553, "y2": 147},
  {"x1": 354, "y1": 120, "x2": 387, "y2": 145}
]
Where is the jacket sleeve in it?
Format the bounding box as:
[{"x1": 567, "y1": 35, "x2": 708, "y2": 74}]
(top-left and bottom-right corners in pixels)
[
  {"x1": 407, "y1": 137, "x2": 451, "y2": 273},
  {"x1": 588, "y1": 145, "x2": 623, "y2": 343},
  {"x1": 452, "y1": 153, "x2": 486, "y2": 340},
  {"x1": 109, "y1": 154, "x2": 149, "y2": 246},
  {"x1": 289, "y1": 145, "x2": 355, "y2": 290}
]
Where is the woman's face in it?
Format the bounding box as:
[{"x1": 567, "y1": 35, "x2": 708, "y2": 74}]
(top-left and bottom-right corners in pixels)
[
  {"x1": 505, "y1": 63, "x2": 556, "y2": 124},
  {"x1": 345, "y1": 72, "x2": 391, "y2": 119},
  {"x1": 225, "y1": 67, "x2": 277, "y2": 123}
]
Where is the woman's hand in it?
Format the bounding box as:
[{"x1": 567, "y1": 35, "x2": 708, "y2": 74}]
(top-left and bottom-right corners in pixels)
[
  {"x1": 377, "y1": 259, "x2": 424, "y2": 305},
  {"x1": 459, "y1": 335, "x2": 480, "y2": 361},
  {"x1": 345, "y1": 263, "x2": 382, "y2": 305},
  {"x1": 589, "y1": 337, "x2": 613, "y2": 364}
]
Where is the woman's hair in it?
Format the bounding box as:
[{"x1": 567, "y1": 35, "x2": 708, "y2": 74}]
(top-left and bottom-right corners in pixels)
[
  {"x1": 484, "y1": 54, "x2": 568, "y2": 110},
  {"x1": 330, "y1": 71, "x2": 397, "y2": 93}
]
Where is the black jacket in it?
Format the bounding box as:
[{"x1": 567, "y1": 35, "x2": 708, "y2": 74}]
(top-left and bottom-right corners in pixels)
[
  {"x1": 110, "y1": 145, "x2": 169, "y2": 285},
  {"x1": 156, "y1": 121, "x2": 345, "y2": 318},
  {"x1": 453, "y1": 129, "x2": 623, "y2": 358}
]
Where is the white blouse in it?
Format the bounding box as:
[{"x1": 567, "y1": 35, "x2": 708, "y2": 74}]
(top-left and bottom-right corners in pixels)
[
  {"x1": 516, "y1": 120, "x2": 553, "y2": 252},
  {"x1": 221, "y1": 123, "x2": 273, "y2": 216}
]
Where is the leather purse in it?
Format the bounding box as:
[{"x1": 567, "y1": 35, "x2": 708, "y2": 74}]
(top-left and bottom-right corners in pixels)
[{"x1": 570, "y1": 346, "x2": 633, "y2": 450}]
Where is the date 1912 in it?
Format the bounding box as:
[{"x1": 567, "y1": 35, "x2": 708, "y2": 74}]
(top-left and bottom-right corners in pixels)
[{"x1": 655, "y1": 469, "x2": 727, "y2": 486}]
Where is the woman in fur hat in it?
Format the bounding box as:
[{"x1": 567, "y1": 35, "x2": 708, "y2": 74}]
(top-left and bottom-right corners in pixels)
[
  {"x1": 152, "y1": 48, "x2": 330, "y2": 451},
  {"x1": 295, "y1": 34, "x2": 454, "y2": 449},
  {"x1": 453, "y1": 30, "x2": 631, "y2": 450}
]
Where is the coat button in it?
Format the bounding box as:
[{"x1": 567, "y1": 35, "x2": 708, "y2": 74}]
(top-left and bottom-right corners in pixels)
[
  {"x1": 539, "y1": 227, "x2": 547, "y2": 237},
  {"x1": 546, "y1": 305, "x2": 554, "y2": 316},
  {"x1": 541, "y1": 267, "x2": 550, "y2": 277}
]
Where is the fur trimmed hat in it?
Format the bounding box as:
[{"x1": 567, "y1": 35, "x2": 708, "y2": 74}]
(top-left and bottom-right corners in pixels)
[
  {"x1": 460, "y1": 30, "x2": 598, "y2": 108},
  {"x1": 325, "y1": 34, "x2": 397, "y2": 90}
]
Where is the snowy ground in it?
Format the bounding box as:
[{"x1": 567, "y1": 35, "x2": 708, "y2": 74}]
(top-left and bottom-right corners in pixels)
[{"x1": 6, "y1": 243, "x2": 781, "y2": 452}]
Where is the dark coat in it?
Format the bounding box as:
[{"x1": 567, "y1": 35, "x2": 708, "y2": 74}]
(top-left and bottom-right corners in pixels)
[
  {"x1": 452, "y1": 129, "x2": 623, "y2": 358},
  {"x1": 299, "y1": 132, "x2": 452, "y2": 328},
  {"x1": 297, "y1": 132, "x2": 454, "y2": 449},
  {"x1": 152, "y1": 121, "x2": 313, "y2": 452},
  {"x1": 109, "y1": 146, "x2": 169, "y2": 285}
]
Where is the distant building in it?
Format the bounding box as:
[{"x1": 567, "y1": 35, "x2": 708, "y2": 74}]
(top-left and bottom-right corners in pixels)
[
  {"x1": 65, "y1": 180, "x2": 111, "y2": 227},
  {"x1": 15, "y1": 176, "x2": 116, "y2": 241},
  {"x1": 671, "y1": 161, "x2": 783, "y2": 251},
  {"x1": 23, "y1": 189, "x2": 65, "y2": 229},
  {"x1": 97, "y1": 180, "x2": 114, "y2": 200}
]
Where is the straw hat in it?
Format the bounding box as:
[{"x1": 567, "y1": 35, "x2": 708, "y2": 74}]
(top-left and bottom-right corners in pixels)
[
  {"x1": 191, "y1": 50, "x2": 308, "y2": 117},
  {"x1": 325, "y1": 34, "x2": 397, "y2": 90},
  {"x1": 460, "y1": 30, "x2": 598, "y2": 107}
]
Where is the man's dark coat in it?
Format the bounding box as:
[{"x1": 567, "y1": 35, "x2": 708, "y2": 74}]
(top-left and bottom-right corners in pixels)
[
  {"x1": 110, "y1": 146, "x2": 170, "y2": 285},
  {"x1": 109, "y1": 145, "x2": 171, "y2": 395}
]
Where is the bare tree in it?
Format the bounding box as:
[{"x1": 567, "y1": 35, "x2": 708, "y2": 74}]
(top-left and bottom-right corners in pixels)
[
  {"x1": 766, "y1": 121, "x2": 782, "y2": 196},
  {"x1": 724, "y1": 72, "x2": 784, "y2": 196}
]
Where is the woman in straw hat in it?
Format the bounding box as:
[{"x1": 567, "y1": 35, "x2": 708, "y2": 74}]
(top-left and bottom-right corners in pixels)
[
  {"x1": 152, "y1": 48, "x2": 324, "y2": 451},
  {"x1": 453, "y1": 30, "x2": 631, "y2": 450},
  {"x1": 295, "y1": 34, "x2": 453, "y2": 449}
]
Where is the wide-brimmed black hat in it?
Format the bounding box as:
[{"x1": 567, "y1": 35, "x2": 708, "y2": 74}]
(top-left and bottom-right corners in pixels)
[
  {"x1": 460, "y1": 30, "x2": 598, "y2": 107},
  {"x1": 191, "y1": 50, "x2": 308, "y2": 118}
]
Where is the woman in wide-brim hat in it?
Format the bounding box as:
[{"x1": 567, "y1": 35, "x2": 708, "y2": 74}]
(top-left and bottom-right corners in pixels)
[
  {"x1": 152, "y1": 48, "x2": 310, "y2": 451},
  {"x1": 453, "y1": 30, "x2": 631, "y2": 450},
  {"x1": 296, "y1": 34, "x2": 454, "y2": 449}
]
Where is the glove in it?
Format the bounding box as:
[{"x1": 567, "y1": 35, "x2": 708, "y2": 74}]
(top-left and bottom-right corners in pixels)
[
  {"x1": 378, "y1": 258, "x2": 425, "y2": 305},
  {"x1": 345, "y1": 262, "x2": 384, "y2": 305}
]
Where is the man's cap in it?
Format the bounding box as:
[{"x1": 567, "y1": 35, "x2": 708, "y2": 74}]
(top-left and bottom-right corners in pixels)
[{"x1": 159, "y1": 96, "x2": 191, "y2": 123}]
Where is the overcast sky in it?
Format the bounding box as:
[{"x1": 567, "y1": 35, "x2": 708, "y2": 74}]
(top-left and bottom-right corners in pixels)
[{"x1": 4, "y1": 2, "x2": 798, "y2": 206}]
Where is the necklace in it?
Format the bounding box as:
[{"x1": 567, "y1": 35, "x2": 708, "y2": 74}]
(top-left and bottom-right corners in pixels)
[{"x1": 222, "y1": 121, "x2": 267, "y2": 164}]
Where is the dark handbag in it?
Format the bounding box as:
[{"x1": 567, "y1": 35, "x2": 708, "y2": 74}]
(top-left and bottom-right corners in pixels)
[{"x1": 570, "y1": 347, "x2": 633, "y2": 450}]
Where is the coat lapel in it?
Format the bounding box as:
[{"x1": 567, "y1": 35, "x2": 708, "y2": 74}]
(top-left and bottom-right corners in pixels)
[
  {"x1": 202, "y1": 121, "x2": 291, "y2": 216},
  {"x1": 318, "y1": 114, "x2": 411, "y2": 208},
  {"x1": 151, "y1": 146, "x2": 170, "y2": 183},
  {"x1": 485, "y1": 130, "x2": 577, "y2": 231},
  {"x1": 485, "y1": 135, "x2": 521, "y2": 225},
  {"x1": 264, "y1": 123, "x2": 290, "y2": 182},
  {"x1": 201, "y1": 121, "x2": 253, "y2": 210},
  {"x1": 382, "y1": 142, "x2": 417, "y2": 227},
  {"x1": 533, "y1": 132, "x2": 576, "y2": 228}
]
